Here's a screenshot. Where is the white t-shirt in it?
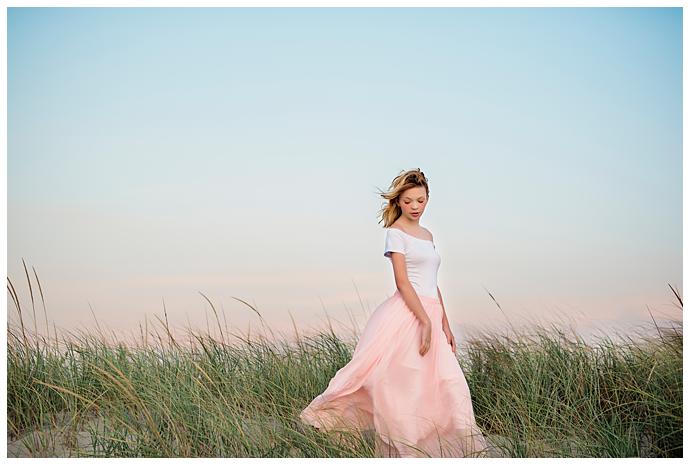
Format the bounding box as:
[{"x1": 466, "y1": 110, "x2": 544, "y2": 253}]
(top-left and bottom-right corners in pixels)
[{"x1": 383, "y1": 227, "x2": 441, "y2": 298}]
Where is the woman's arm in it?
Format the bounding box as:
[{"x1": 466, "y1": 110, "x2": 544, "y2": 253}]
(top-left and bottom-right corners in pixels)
[
  {"x1": 438, "y1": 286, "x2": 457, "y2": 352},
  {"x1": 389, "y1": 252, "x2": 430, "y2": 326},
  {"x1": 438, "y1": 286, "x2": 450, "y2": 331},
  {"x1": 390, "y1": 252, "x2": 433, "y2": 356}
]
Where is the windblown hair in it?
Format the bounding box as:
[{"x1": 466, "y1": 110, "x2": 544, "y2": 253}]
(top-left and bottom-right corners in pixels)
[{"x1": 376, "y1": 168, "x2": 430, "y2": 228}]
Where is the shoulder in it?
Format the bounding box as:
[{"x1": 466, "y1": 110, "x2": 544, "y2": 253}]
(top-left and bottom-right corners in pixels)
[
  {"x1": 384, "y1": 227, "x2": 407, "y2": 246},
  {"x1": 422, "y1": 227, "x2": 434, "y2": 241}
]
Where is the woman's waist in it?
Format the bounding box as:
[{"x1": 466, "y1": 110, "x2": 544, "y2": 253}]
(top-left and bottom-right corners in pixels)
[{"x1": 392, "y1": 288, "x2": 441, "y2": 305}]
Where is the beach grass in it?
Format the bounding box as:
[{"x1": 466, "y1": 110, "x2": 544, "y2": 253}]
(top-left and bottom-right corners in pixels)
[{"x1": 7, "y1": 267, "x2": 682, "y2": 457}]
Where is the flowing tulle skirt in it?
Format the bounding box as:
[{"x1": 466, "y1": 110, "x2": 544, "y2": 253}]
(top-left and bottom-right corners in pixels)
[{"x1": 299, "y1": 290, "x2": 489, "y2": 458}]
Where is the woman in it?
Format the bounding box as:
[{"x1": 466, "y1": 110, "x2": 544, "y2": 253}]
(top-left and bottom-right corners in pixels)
[{"x1": 299, "y1": 168, "x2": 488, "y2": 458}]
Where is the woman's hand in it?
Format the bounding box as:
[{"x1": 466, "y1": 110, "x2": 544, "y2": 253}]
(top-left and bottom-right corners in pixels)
[
  {"x1": 419, "y1": 319, "x2": 432, "y2": 356},
  {"x1": 443, "y1": 324, "x2": 457, "y2": 353}
]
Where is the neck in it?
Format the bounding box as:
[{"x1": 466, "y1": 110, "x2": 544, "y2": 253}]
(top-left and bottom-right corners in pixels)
[{"x1": 396, "y1": 217, "x2": 420, "y2": 228}]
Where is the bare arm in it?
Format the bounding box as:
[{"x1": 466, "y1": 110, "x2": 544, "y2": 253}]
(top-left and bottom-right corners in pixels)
[
  {"x1": 389, "y1": 252, "x2": 430, "y2": 326},
  {"x1": 438, "y1": 285, "x2": 457, "y2": 352},
  {"x1": 438, "y1": 286, "x2": 450, "y2": 331}
]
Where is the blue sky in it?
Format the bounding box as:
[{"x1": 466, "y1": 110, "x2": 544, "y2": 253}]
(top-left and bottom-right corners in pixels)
[{"x1": 7, "y1": 7, "x2": 682, "y2": 344}]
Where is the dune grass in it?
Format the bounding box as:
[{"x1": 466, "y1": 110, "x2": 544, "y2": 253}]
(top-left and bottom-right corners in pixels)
[{"x1": 6, "y1": 265, "x2": 683, "y2": 457}]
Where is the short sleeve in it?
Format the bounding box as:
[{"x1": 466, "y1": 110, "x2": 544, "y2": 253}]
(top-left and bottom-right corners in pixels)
[{"x1": 383, "y1": 228, "x2": 407, "y2": 258}]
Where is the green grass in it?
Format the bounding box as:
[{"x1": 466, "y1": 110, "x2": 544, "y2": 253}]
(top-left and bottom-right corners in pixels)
[{"x1": 7, "y1": 266, "x2": 682, "y2": 457}]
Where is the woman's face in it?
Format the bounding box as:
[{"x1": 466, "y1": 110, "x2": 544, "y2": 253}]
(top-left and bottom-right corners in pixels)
[{"x1": 397, "y1": 186, "x2": 428, "y2": 221}]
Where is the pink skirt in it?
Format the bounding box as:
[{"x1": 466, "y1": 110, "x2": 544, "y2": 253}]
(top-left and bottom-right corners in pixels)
[{"x1": 299, "y1": 290, "x2": 489, "y2": 458}]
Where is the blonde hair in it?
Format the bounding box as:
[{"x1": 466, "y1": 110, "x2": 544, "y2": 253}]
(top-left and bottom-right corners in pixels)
[{"x1": 376, "y1": 168, "x2": 430, "y2": 227}]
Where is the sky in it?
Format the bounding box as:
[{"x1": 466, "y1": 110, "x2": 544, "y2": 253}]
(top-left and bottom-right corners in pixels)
[{"x1": 6, "y1": 6, "x2": 683, "y2": 348}]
